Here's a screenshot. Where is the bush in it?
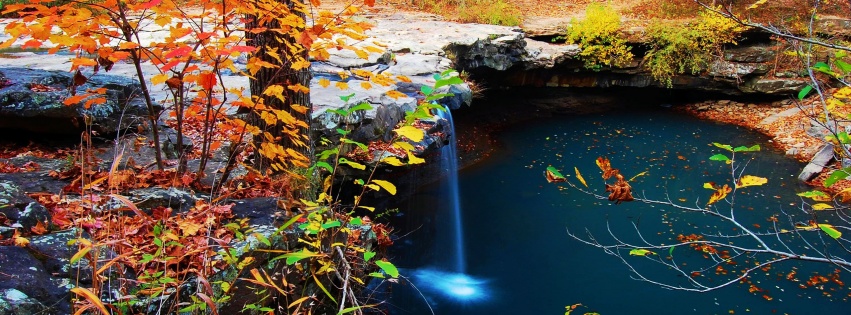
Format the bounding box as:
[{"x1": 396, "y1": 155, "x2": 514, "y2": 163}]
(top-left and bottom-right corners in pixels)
[
  {"x1": 565, "y1": 3, "x2": 633, "y2": 70},
  {"x1": 644, "y1": 9, "x2": 747, "y2": 86}
]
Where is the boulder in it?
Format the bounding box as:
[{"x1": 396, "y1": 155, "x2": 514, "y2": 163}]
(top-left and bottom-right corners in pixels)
[
  {"x1": 0, "y1": 180, "x2": 51, "y2": 234},
  {"x1": 0, "y1": 246, "x2": 70, "y2": 314},
  {"x1": 0, "y1": 67, "x2": 160, "y2": 136},
  {"x1": 799, "y1": 144, "x2": 835, "y2": 181}
]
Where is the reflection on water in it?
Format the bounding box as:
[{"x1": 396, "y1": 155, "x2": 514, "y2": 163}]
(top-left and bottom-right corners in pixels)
[{"x1": 376, "y1": 107, "x2": 848, "y2": 315}]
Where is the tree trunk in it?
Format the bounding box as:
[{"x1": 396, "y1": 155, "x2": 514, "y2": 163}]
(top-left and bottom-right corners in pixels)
[{"x1": 245, "y1": 0, "x2": 313, "y2": 172}]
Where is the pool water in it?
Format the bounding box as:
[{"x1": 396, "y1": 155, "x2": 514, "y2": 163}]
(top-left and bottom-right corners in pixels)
[{"x1": 377, "y1": 106, "x2": 849, "y2": 315}]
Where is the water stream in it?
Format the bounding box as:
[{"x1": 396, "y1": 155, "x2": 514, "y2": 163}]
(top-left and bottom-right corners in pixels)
[{"x1": 378, "y1": 105, "x2": 848, "y2": 314}]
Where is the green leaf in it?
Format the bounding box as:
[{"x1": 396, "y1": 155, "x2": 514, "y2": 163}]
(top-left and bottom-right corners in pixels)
[
  {"x1": 797, "y1": 190, "x2": 831, "y2": 201},
  {"x1": 712, "y1": 142, "x2": 733, "y2": 151},
  {"x1": 70, "y1": 247, "x2": 92, "y2": 264},
  {"x1": 349, "y1": 102, "x2": 373, "y2": 112},
  {"x1": 545, "y1": 166, "x2": 567, "y2": 183},
  {"x1": 434, "y1": 76, "x2": 464, "y2": 89},
  {"x1": 629, "y1": 248, "x2": 655, "y2": 256},
  {"x1": 818, "y1": 224, "x2": 842, "y2": 239},
  {"x1": 425, "y1": 93, "x2": 454, "y2": 102},
  {"x1": 375, "y1": 260, "x2": 400, "y2": 278},
  {"x1": 350, "y1": 217, "x2": 363, "y2": 225},
  {"x1": 342, "y1": 138, "x2": 368, "y2": 151},
  {"x1": 337, "y1": 304, "x2": 377, "y2": 315},
  {"x1": 336, "y1": 128, "x2": 350, "y2": 136},
  {"x1": 339, "y1": 93, "x2": 356, "y2": 102},
  {"x1": 824, "y1": 168, "x2": 851, "y2": 188},
  {"x1": 321, "y1": 220, "x2": 342, "y2": 229},
  {"x1": 251, "y1": 232, "x2": 272, "y2": 247},
  {"x1": 798, "y1": 85, "x2": 814, "y2": 100},
  {"x1": 273, "y1": 249, "x2": 321, "y2": 265},
  {"x1": 314, "y1": 161, "x2": 333, "y2": 173},
  {"x1": 313, "y1": 274, "x2": 337, "y2": 304},
  {"x1": 708, "y1": 154, "x2": 730, "y2": 162},
  {"x1": 813, "y1": 61, "x2": 831, "y2": 73},
  {"x1": 370, "y1": 179, "x2": 397, "y2": 195},
  {"x1": 839, "y1": 132, "x2": 851, "y2": 145},
  {"x1": 668, "y1": 246, "x2": 674, "y2": 257},
  {"x1": 733, "y1": 144, "x2": 760, "y2": 152},
  {"x1": 368, "y1": 272, "x2": 385, "y2": 278},
  {"x1": 836, "y1": 60, "x2": 851, "y2": 74},
  {"x1": 364, "y1": 251, "x2": 376, "y2": 262},
  {"x1": 420, "y1": 85, "x2": 434, "y2": 96}
]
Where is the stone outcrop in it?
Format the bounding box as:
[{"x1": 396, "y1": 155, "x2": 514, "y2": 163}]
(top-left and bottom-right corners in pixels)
[{"x1": 0, "y1": 68, "x2": 159, "y2": 135}]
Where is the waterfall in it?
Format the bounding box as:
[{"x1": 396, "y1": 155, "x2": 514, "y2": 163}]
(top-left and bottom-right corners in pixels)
[{"x1": 437, "y1": 106, "x2": 466, "y2": 273}]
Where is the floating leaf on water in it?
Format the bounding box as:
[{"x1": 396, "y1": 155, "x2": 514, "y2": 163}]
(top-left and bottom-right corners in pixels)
[
  {"x1": 797, "y1": 190, "x2": 832, "y2": 201},
  {"x1": 712, "y1": 143, "x2": 734, "y2": 151},
  {"x1": 545, "y1": 166, "x2": 567, "y2": 183},
  {"x1": 811, "y1": 203, "x2": 835, "y2": 210},
  {"x1": 574, "y1": 167, "x2": 588, "y2": 187},
  {"x1": 628, "y1": 171, "x2": 648, "y2": 182},
  {"x1": 733, "y1": 144, "x2": 760, "y2": 152}
]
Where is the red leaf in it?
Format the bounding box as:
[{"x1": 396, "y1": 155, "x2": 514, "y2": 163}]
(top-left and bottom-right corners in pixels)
[
  {"x1": 137, "y1": 0, "x2": 162, "y2": 10},
  {"x1": 231, "y1": 45, "x2": 256, "y2": 53},
  {"x1": 164, "y1": 45, "x2": 192, "y2": 59}
]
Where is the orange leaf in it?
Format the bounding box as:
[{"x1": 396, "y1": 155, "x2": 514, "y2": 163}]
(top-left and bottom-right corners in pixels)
[
  {"x1": 166, "y1": 76, "x2": 182, "y2": 89},
  {"x1": 198, "y1": 71, "x2": 216, "y2": 91},
  {"x1": 63, "y1": 94, "x2": 87, "y2": 106},
  {"x1": 30, "y1": 220, "x2": 48, "y2": 235},
  {"x1": 708, "y1": 184, "x2": 732, "y2": 205},
  {"x1": 318, "y1": 78, "x2": 330, "y2": 88},
  {"x1": 70, "y1": 287, "x2": 110, "y2": 315},
  {"x1": 361, "y1": 81, "x2": 372, "y2": 90}
]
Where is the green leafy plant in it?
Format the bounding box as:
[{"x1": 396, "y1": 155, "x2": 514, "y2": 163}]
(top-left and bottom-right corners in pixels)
[
  {"x1": 644, "y1": 9, "x2": 747, "y2": 86},
  {"x1": 564, "y1": 3, "x2": 633, "y2": 70}
]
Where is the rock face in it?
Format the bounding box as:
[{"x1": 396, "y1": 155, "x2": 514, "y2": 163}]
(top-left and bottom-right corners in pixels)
[
  {"x1": 0, "y1": 180, "x2": 51, "y2": 234},
  {"x1": 0, "y1": 67, "x2": 158, "y2": 136}
]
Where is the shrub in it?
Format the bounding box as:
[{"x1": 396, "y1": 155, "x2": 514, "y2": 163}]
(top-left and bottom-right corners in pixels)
[
  {"x1": 565, "y1": 3, "x2": 633, "y2": 70},
  {"x1": 644, "y1": 9, "x2": 747, "y2": 86}
]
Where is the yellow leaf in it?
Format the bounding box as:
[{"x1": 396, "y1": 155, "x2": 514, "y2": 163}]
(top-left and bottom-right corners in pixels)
[
  {"x1": 380, "y1": 156, "x2": 405, "y2": 166},
  {"x1": 408, "y1": 154, "x2": 425, "y2": 164},
  {"x1": 394, "y1": 126, "x2": 424, "y2": 142},
  {"x1": 812, "y1": 203, "x2": 835, "y2": 210},
  {"x1": 318, "y1": 78, "x2": 330, "y2": 88},
  {"x1": 371, "y1": 180, "x2": 397, "y2": 195},
  {"x1": 392, "y1": 141, "x2": 415, "y2": 151},
  {"x1": 396, "y1": 75, "x2": 412, "y2": 83},
  {"x1": 14, "y1": 235, "x2": 29, "y2": 247},
  {"x1": 574, "y1": 167, "x2": 587, "y2": 187},
  {"x1": 179, "y1": 221, "x2": 203, "y2": 236},
  {"x1": 361, "y1": 81, "x2": 372, "y2": 90},
  {"x1": 151, "y1": 73, "x2": 169, "y2": 85},
  {"x1": 335, "y1": 81, "x2": 349, "y2": 90},
  {"x1": 736, "y1": 175, "x2": 767, "y2": 188},
  {"x1": 291, "y1": 58, "x2": 311, "y2": 70}
]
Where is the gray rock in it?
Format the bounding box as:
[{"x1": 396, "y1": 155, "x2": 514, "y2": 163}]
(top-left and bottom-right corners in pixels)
[
  {"x1": 0, "y1": 246, "x2": 70, "y2": 314},
  {"x1": 799, "y1": 144, "x2": 835, "y2": 181},
  {"x1": 126, "y1": 187, "x2": 199, "y2": 213},
  {"x1": 0, "y1": 288, "x2": 49, "y2": 315},
  {"x1": 0, "y1": 180, "x2": 51, "y2": 233},
  {"x1": 0, "y1": 67, "x2": 161, "y2": 135}
]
